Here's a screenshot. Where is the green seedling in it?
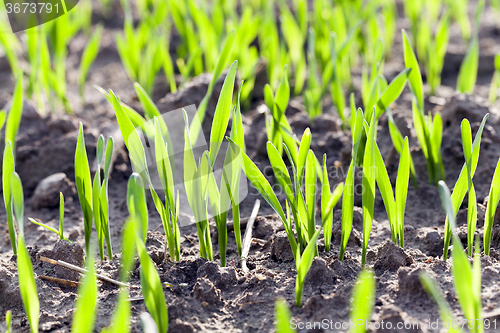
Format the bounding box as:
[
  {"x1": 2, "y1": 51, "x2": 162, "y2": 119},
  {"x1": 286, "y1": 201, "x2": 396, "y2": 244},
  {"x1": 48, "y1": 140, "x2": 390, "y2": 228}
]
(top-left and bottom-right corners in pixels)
[
  {"x1": 443, "y1": 114, "x2": 488, "y2": 260},
  {"x1": 259, "y1": 6, "x2": 288, "y2": 89},
  {"x1": 264, "y1": 67, "x2": 293, "y2": 157},
  {"x1": 137, "y1": 237, "x2": 168, "y2": 333},
  {"x1": 0, "y1": 22, "x2": 21, "y2": 74},
  {"x1": 484, "y1": 156, "x2": 500, "y2": 255},
  {"x1": 267, "y1": 127, "x2": 330, "y2": 253},
  {"x1": 456, "y1": 0, "x2": 484, "y2": 94},
  {"x1": 457, "y1": 38, "x2": 479, "y2": 94},
  {"x1": 349, "y1": 270, "x2": 375, "y2": 333},
  {"x1": 29, "y1": 193, "x2": 71, "y2": 242},
  {"x1": 228, "y1": 137, "x2": 298, "y2": 259},
  {"x1": 14, "y1": 173, "x2": 38, "y2": 333},
  {"x1": 489, "y1": 55, "x2": 500, "y2": 103},
  {"x1": 101, "y1": 289, "x2": 131, "y2": 333},
  {"x1": 340, "y1": 108, "x2": 364, "y2": 260},
  {"x1": 461, "y1": 119, "x2": 478, "y2": 256},
  {"x1": 303, "y1": 28, "x2": 322, "y2": 119},
  {"x1": 402, "y1": 29, "x2": 444, "y2": 185},
  {"x1": 321, "y1": 154, "x2": 344, "y2": 252},
  {"x1": 188, "y1": 32, "x2": 235, "y2": 145},
  {"x1": 280, "y1": 2, "x2": 306, "y2": 95},
  {"x1": 419, "y1": 272, "x2": 462, "y2": 333},
  {"x1": 295, "y1": 228, "x2": 321, "y2": 307},
  {"x1": 116, "y1": 19, "x2": 165, "y2": 95},
  {"x1": 75, "y1": 123, "x2": 93, "y2": 255},
  {"x1": 75, "y1": 128, "x2": 114, "y2": 260},
  {"x1": 361, "y1": 113, "x2": 377, "y2": 267},
  {"x1": 102, "y1": 217, "x2": 134, "y2": 333},
  {"x1": 109, "y1": 90, "x2": 181, "y2": 261},
  {"x1": 374, "y1": 136, "x2": 411, "y2": 247},
  {"x1": 226, "y1": 83, "x2": 246, "y2": 258},
  {"x1": 422, "y1": 12, "x2": 450, "y2": 95},
  {"x1": 11, "y1": 172, "x2": 24, "y2": 237},
  {"x1": 206, "y1": 68, "x2": 241, "y2": 267},
  {"x1": 3, "y1": 141, "x2": 16, "y2": 254},
  {"x1": 183, "y1": 112, "x2": 213, "y2": 261},
  {"x1": 5, "y1": 74, "x2": 23, "y2": 153},
  {"x1": 275, "y1": 299, "x2": 294, "y2": 333},
  {"x1": 151, "y1": 118, "x2": 181, "y2": 261},
  {"x1": 79, "y1": 25, "x2": 103, "y2": 98},
  {"x1": 227, "y1": 9, "x2": 260, "y2": 104},
  {"x1": 5, "y1": 310, "x2": 12, "y2": 333},
  {"x1": 134, "y1": 82, "x2": 174, "y2": 159},
  {"x1": 93, "y1": 135, "x2": 114, "y2": 260},
  {"x1": 127, "y1": 173, "x2": 149, "y2": 244},
  {"x1": 437, "y1": 181, "x2": 483, "y2": 333},
  {"x1": 120, "y1": 216, "x2": 137, "y2": 282},
  {"x1": 17, "y1": 237, "x2": 39, "y2": 333},
  {"x1": 72, "y1": 254, "x2": 98, "y2": 333}
]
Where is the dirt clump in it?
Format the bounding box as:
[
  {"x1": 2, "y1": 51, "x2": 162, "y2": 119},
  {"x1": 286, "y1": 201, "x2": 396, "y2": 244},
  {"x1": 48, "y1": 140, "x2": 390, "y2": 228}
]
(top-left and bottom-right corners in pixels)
[
  {"x1": 197, "y1": 261, "x2": 238, "y2": 291},
  {"x1": 35, "y1": 239, "x2": 85, "y2": 283},
  {"x1": 270, "y1": 231, "x2": 295, "y2": 262},
  {"x1": 0, "y1": 261, "x2": 22, "y2": 314},
  {"x1": 193, "y1": 277, "x2": 224, "y2": 307},
  {"x1": 374, "y1": 241, "x2": 413, "y2": 273}
]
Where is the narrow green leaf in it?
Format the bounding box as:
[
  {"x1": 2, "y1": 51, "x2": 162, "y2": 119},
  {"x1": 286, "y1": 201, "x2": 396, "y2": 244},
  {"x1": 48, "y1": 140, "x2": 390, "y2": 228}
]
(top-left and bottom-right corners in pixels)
[
  {"x1": 305, "y1": 150, "x2": 317, "y2": 239},
  {"x1": 228, "y1": 138, "x2": 297, "y2": 257},
  {"x1": 395, "y1": 138, "x2": 410, "y2": 247},
  {"x1": 350, "y1": 270, "x2": 375, "y2": 333},
  {"x1": 484, "y1": 158, "x2": 500, "y2": 255},
  {"x1": 17, "y1": 237, "x2": 39, "y2": 333},
  {"x1": 75, "y1": 123, "x2": 93, "y2": 255},
  {"x1": 297, "y1": 128, "x2": 311, "y2": 185},
  {"x1": 210, "y1": 60, "x2": 238, "y2": 164},
  {"x1": 137, "y1": 238, "x2": 168, "y2": 333},
  {"x1": 340, "y1": 109, "x2": 364, "y2": 260},
  {"x1": 296, "y1": 228, "x2": 321, "y2": 307},
  {"x1": 402, "y1": 30, "x2": 424, "y2": 110},
  {"x1": 419, "y1": 272, "x2": 462, "y2": 333},
  {"x1": 72, "y1": 256, "x2": 97, "y2": 333},
  {"x1": 3, "y1": 141, "x2": 16, "y2": 254},
  {"x1": 79, "y1": 25, "x2": 103, "y2": 96},
  {"x1": 457, "y1": 37, "x2": 479, "y2": 94},
  {"x1": 127, "y1": 173, "x2": 148, "y2": 243},
  {"x1": 361, "y1": 115, "x2": 377, "y2": 266},
  {"x1": 5, "y1": 75, "x2": 23, "y2": 152},
  {"x1": 275, "y1": 299, "x2": 294, "y2": 333},
  {"x1": 6, "y1": 310, "x2": 12, "y2": 333},
  {"x1": 101, "y1": 289, "x2": 131, "y2": 333},
  {"x1": 120, "y1": 217, "x2": 136, "y2": 282},
  {"x1": 267, "y1": 141, "x2": 295, "y2": 205},
  {"x1": 11, "y1": 172, "x2": 24, "y2": 239},
  {"x1": 443, "y1": 114, "x2": 488, "y2": 259},
  {"x1": 375, "y1": 68, "x2": 411, "y2": 118}
]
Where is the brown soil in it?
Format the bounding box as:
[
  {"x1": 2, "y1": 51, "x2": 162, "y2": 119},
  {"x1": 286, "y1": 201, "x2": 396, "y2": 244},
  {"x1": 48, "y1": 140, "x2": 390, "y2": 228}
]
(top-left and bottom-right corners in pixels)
[{"x1": 2, "y1": 1, "x2": 500, "y2": 332}]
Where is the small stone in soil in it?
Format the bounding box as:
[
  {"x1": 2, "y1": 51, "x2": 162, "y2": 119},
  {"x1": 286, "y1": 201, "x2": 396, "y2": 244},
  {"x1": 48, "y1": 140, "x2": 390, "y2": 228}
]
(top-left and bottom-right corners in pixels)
[{"x1": 31, "y1": 173, "x2": 76, "y2": 209}]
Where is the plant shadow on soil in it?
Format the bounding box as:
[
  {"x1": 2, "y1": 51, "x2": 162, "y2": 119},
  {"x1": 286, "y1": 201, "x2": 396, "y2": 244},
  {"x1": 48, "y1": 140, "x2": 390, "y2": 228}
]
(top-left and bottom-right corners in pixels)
[{"x1": 3, "y1": 2, "x2": 500, "y2": 333}]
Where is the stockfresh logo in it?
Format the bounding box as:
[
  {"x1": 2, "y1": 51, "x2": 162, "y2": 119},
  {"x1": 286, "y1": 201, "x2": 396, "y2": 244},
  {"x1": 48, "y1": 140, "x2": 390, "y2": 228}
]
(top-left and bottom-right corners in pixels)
[{"x1": 1, "y1": 0, "x2": 78, "y2": 32}]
